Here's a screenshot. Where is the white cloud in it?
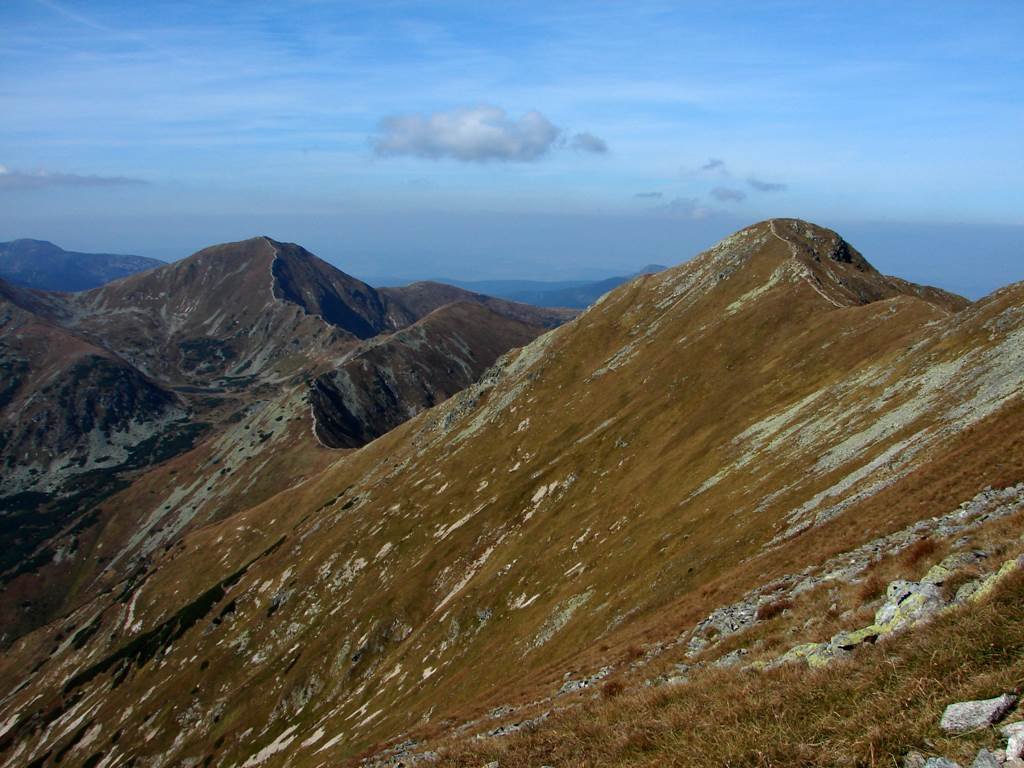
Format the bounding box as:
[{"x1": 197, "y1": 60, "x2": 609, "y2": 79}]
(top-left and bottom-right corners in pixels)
[{"x1": 371, "y1": 105, "x2": 607, "y2": 163}]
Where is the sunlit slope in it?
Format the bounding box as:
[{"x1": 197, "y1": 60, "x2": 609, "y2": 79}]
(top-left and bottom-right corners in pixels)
[{"x1": 8, "y1": 220, "x2": 1024, "y2": 768}]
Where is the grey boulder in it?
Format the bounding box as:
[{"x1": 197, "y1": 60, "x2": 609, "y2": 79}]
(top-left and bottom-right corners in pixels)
[
  {"x1": 939, "y1": 694, "x2": 1017, "y2": 733},
  {"x1": 971, "y1": 748, "x2": 1000, "y2": 768}
]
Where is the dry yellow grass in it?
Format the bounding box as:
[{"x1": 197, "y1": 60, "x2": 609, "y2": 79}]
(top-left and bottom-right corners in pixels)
[{"x1": 439, "y1": 571, "x2": 1024, "y2": 768}]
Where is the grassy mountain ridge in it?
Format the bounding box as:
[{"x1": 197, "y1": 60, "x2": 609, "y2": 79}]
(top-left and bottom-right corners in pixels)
[{"x1": 3, "y1": 219, "x2": 1022, "y2": 768}]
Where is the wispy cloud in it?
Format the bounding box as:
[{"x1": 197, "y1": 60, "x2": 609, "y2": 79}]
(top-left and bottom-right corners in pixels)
[
  {"x1": 710, "y1": 186, "x2": 746, "y2": 202},
  {"x1": 701, "y1": 158, "x2": 726, "y2": 172},
  {"x1": 570, "y1": 132, "x2": 609, "y2": 154},
  {"x1": 747, "y1": 177, "x2": 787, "y2": 192},
  {"x1": 0, "y1": 164, "x2": 147, "y2": 189},
  {"x1": 658, "y1": 196, "x2": 716, "y2": 220},
  {"x1": 372, "y1": 105, "x2": 560, "y2": 163},
  {"x1": 634, "y1": 191, "x2": 663, "y2": 199}
]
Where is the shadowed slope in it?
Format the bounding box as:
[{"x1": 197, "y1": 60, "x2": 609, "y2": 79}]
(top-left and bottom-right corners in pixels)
[{"x1": 310, "y1": 302, "x2": 544, "y2": 448}]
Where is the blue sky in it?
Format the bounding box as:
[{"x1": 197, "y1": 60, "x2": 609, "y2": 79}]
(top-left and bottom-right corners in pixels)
[{"x1": 0, "y1": 1, "x2": 1021, "y2": 293}]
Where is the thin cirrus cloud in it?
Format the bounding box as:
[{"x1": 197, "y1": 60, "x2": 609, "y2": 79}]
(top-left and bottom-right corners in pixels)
[
  {"x1": 710, "y1": 186, "x2": 746, "y2": 202},
  {"x1": 634, "y1": 191, "x2": 663, "y2": 199},
  {"x1": 747, "y1": 177, "x2": 787, "y2": 192},
  {"x1": 570, "y1": 132, "x2": 608, "y2": 154},
  {"x1": 371, "y1": 105, "x2": 608, "y2": 163},
  {"x1": 659, "y1": 196, "x2": 715, "y2": 220},
  {"x1": 701, "y1": 158, "x2": 726, "y2": 172},
  {"x1": 0, "y1": 164, "x2": 147, "y2": 189}
]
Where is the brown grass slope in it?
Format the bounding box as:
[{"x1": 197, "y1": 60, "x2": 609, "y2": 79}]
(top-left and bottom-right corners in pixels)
[{"x1": 5, "y1": 219, "x2": 1024, "y2": 768}]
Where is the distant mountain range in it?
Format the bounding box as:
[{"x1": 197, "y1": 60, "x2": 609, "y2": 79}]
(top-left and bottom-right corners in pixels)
[
  {"x1": 0, "y1": 237, "x2": 665, "y2": 308},
  {"x1": 0, "y1": 239, "x2": 165, "y2": 292},
  {"x1": 390, "y1": 264, "x2": 668, "y2": 309}
]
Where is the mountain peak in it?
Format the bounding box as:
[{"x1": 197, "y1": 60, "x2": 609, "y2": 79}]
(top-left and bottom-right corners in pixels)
[
  {"x1": 675, "y1": 217, "x2": 965, "y2": 311},
  {"x1": 757, "y1": 218, "x2": 872, "y2": 269},
  {"x1": 6, "y1": 238, "x2": 63, "y2": 254}
]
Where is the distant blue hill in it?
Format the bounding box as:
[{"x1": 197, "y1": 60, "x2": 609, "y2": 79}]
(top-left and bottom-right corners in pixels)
[
  {"x1": 0, "y1": 239, "x2": 165, "y2": 292},
  {"x1": 383, "y1": 264, "x2": 667, "y2": 309}
]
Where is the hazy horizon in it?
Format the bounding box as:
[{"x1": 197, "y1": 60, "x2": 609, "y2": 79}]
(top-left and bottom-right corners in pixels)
[{"x1": 2, "y1": 213, "x2": 1020, "y2": 300}]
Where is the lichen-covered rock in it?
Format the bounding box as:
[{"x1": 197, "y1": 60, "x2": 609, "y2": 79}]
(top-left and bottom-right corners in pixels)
[
  {"x1": 939, "y1": 694, "x2": 1016, "y2": 733},
  {"x1": 776, "y1": 642, "x2": 834, "y2": 668},
  {"x1": 970, "y1": 557, "x2": 1024, "y2": 603},
  {"x1": 874, "y1": 580, "x2": 946, "y2": 632},
  {"x1": 923, "y1": 550, "x2": 988, "y2": 586},
  {"x1": 830, "y1": 624, "x2": 883, "y2": 651},
  {"x1": 955, "y1": 580, "x2": 984, "y2": 603}
]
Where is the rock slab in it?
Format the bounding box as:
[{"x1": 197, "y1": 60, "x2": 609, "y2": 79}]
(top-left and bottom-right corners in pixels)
[
  {"x1": 971, "y1": 748, "x2": 1000, "y2": 768},
  {"x1": 939, "y1": 694, "x2": 1017, "y2": 733}
]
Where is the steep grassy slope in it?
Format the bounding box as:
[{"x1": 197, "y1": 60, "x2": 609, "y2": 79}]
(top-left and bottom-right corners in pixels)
[{"x1": 3, "y1": 220, "x2": 1022, "y2": 768}]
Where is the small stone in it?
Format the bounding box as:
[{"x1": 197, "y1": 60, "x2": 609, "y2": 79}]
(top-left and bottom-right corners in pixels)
[
  {"x1": 903, "y1": 751, "x2": 927, "y2": 768},
  {"x1": 971, "y1": 748, "x2": 1001, "y2": 768},
  {"x1": 940, "y1": 694, "x2": 1017, "y2": 733},
  {"x1": 923, "y1": 759, "x2": 961, "y2": 768},
  {"x1": 1000, "y1": 721, "x2": 1024, "y2": 738},
  {"x1": 1004, "y1": 722, "x2": 1024, "y2": 761},
  {"x1": 1008, "y1": 733, "x2": 1024, "y2": 760}
]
